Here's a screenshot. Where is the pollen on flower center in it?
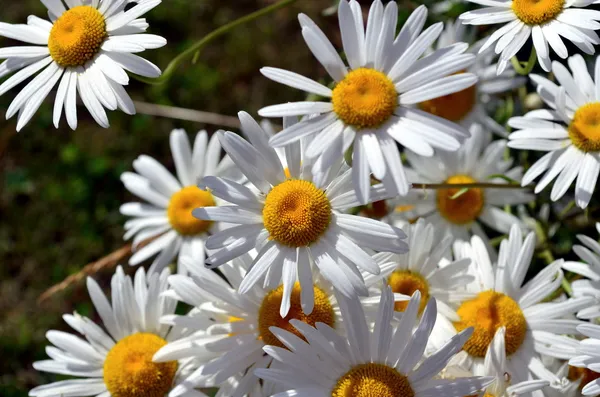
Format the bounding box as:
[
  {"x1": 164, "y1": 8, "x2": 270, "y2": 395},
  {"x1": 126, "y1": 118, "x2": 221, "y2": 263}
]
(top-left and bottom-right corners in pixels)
[
  {"x1": 103, "y1": 333, "x2": 178, "y2": 397},
  {"x1": 48, "y1": 6, "x2": 107, "y2": 67},
  {"x1": 168, "y1": 186, "x2": 215, "y2": 236},
  {"x1": 263, "y1": 179, "x2": 332, "y2": 247},
  {"x1": 331, "y1": 363, "x2": 415, "y2": 397},
  {"x1": 258, "y1": 283, "x2": 335, "y2": 349},
  {"x1": 568, "y1": 102, "x2": 600, "y2": 152},
  {"x1": 454, "y1": 290, "x2": 527, "y2": 358},
  {"x1": 387, "y1": 270, "x2": 429, "y2": 314},
  {"x1": 436, "y1": 175, "x2": 484, "y2": 225},
  {"x1": 418, "y1": 71, "x2": 476, "y2": 122},
  {"x1": 512, "y1": 0, "x2": 565, "y2": 25},
  {"x1": 332, "y1": 68, "x2": 398, "y2": 129}
]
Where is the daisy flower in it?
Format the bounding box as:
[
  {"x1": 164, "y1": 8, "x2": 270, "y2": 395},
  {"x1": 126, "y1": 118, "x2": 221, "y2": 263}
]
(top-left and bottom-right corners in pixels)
[
  {"x1": 255, "y1": 288, "x2": 494, "y2": 397},
  {"x1": 508, "y1": 55, "x2": 600, "y2": 209},
  {"x1": 400, "y1": 128, "x2": 533, "y2": 246},
  {"x1": 153, "y1": 254, "x2": 400, "y2": 397},
  {"x1": 369, "y1": 218, "x2": 475, "y2": 319},
  {"x1": 193, "y1": 112, "x2": 408, "y2": 314},
  {"x1": 569, "y1": 323, "x2": 600, "y2": 396},
  {"x1": 561, "y1": 223, "x2": 600, "y2": 320},
  {"x1": 259, "y1": 1, "x2": 478, "y2": 203},
  {"x1": 121, "y1": 128, "x2": 240, "y2": 275},
  {"x1": 459, "y1": 0, "x2": 600, "y2": 73},
  {"x1": 443, "y1": 328, "x2": 550, "y2": 396},
  {"x1": 29, "y1": 266, "x2": 198, "y2": 397},
  {"x1": 432, "y1": 225, "x2": 593, "y2": 395},
  {"x1": 420, "y1": 20, "x2": 526, "y2": 137},
  {"x1": 0, "y1": 0, "x2": 166, "y2": 131}
]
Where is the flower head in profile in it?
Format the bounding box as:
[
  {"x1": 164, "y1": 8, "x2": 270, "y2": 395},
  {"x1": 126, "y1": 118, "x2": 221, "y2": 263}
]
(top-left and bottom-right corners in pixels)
[
  {"x1": 260, "y1": 1, "x2": 477, "y2": 203},
  {"x1": 256, "y1": 288, "x2": 494, "y2": 397},
  {"x1": 29, "y1": 266, "x2": 195, "y2": 397},
  {"x1": 508, "y1": 55, "x2": 600, "y2": 209},
  {"x1": 193, "y1": 112, "x2": 408, "y2": 316},
  {"x1": 460, "y1": 0, "x2": 600, "y2": 73},
  {"x1": 121, "y1": 128, "x2": 240, "y2": 275},
  {"x1": 0, "y1": 0, "x2": 165, "y2": 131},
  {"x1": 432, "y1": 225, "x2": 592, "y2": 392},
  {"x1": 399, "y1": 128, "x2": 533, "y2": 246}
]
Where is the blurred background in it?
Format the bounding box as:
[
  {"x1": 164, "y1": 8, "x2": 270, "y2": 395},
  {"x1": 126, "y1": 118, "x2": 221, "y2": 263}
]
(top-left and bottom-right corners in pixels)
[{"x1": 0, "y1": 0, "x2": 501, "y2": 395}]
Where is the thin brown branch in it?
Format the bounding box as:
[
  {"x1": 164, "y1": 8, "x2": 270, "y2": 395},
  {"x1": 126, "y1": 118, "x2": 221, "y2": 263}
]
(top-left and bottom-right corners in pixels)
[
  {"x1": 411, "y1": 182, "x2": 529, "y2": 190},
  {"x1": 133, "y1": 101, "x2": 242, "y2": 129}
]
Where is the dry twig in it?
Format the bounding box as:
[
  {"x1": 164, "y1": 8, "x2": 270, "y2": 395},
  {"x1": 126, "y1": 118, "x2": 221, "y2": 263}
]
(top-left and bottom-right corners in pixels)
[{"x1": 133, "y1": 101, "x2": 242, "y2": 129}]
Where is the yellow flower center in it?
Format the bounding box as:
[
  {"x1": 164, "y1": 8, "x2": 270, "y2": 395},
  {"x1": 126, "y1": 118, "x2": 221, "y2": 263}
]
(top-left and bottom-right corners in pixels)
[
  {"x1": 103, "y1": 333, "x2": 178, "y2": 397},
  {"x1": 436, "y1": 175, "x2": 484, "y2": 225},
  {"x1": 387, "y1": 270, "x2": 429, "y2": 314},
  {"x1": 331, "y1": 363, "x2": 415, "y2": 397},
  {"x1": 332, "y1": 68, "x2": 398, "y2": 129},
  {"x1": 454, "y1": 290, "x2": 527, "y2": 358},
  {"x1": 418, "y1": 72, "x2": 476, "y2": 122},
  {"x1": 258, "y1": 283, "x2": 335, "y2": 349},
  {"x1": 168, "y1": 186, "x2": 215, "y2": 236},
  {"x1": 48, "y1": 6, "x2": 107, "y2": 67},
  {"x1": 569, "y1": 102, "x2": 600, "y2": 152},
  {"x1": 263, "y1": 179, "x2": 332, "y2": 247},
  {"x1": 512, "y1": 0, "x2": 565, "y2": 25},
  {"x1": 568, "y1": 365, "x2": 600, "y2": 390}
]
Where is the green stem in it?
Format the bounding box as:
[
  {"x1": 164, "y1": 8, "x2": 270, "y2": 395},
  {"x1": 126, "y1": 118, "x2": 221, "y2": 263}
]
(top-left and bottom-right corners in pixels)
[
  {"x1": 510, "y1": 46, "x2": 537, "y2": 76},
  {"x1": 133, "y1": 0, "x2": 298, "y2": 85}
]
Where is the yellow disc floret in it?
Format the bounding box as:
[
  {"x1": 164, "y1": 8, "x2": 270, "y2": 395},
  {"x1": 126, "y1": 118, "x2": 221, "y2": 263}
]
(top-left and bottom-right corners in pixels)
[
  {"x1": 568, "y1": 365, "x2": 600, "y2": 390},
  {"x1": 332, "y1": 68, "x2": 398, "y2": 129},
  {"x1": 569, "y1": 102, "x2": 600, "y2": 152},
  {"x1": 104, "y1": 333, "x2": 178, "y2": 397},
  {"x1": 258, "y1": 283, "x2": 334, "y2": 349},
  {"x1": 331, "y1": 363, "x2": 415, "y2": 397},
  {"x1": 48, "y1": 6, "x2": 107, "y2": 67},
  {"x1": 454, "y1": 290, "x2": 528, "y2": 358},
  {"x1": 263, "y1": 179, "x2": 331, "y2": 247},
  {"x1": 168, "y1": 186, "x2": 215, "y2": 236},
  {"x1": 436, "y1": 175, "x2": 484, "y2": 225},
  {"x1": 387, "y1": 270, "x2": 429, "y2": 314},
  {"x1": 512, "y1": 0, "x2": 565, "y2": 25},
  {"x1": 419, "y1": 72, "x2": 476, "y2": 122}
]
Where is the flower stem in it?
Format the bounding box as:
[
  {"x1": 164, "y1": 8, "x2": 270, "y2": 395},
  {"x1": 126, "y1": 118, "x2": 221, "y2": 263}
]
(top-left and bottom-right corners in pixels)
[
  {"x1": 510, "y1": 46, "x2": 537, "y2": 76},
  {"x1": 133, "y1": 0, "x2": 298, "y2": 85}
]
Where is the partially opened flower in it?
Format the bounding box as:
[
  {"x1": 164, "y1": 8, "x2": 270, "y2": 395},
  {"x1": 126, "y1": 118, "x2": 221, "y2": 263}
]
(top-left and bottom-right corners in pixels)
[
  {"x1": 0, "y1": 0, "x2": 165, "y2": 131},
  {"x1": 570, "y1": 323, "x2": 600, "y2": 396},
  {"x1": 459, "y1": 0, "x2": 600, "y2": 73},
  {"x1": 194, "y1": 112, "x2": 408, "y2": 315},
  {"x1": 260, "y1": 1, "x2": 477, "y2": 203},
  {"x1": 508, "y1": 55, "x2": 600, "y2": 209},
  {"x1": 29, "y1": 267, "x2": 198, "y2": 397},
  {"x1": 400, "y1": 128, "x2": 533, "y2": 246},
  {"x1": 433, "y1": 225, "x2": 593, "y2": 392},
  {"x1": 121, "y1": 128, "x2": 240, "y2": 275},
  {"x1": 256, "y1": 288, "x2": 494, "y2": 397}
]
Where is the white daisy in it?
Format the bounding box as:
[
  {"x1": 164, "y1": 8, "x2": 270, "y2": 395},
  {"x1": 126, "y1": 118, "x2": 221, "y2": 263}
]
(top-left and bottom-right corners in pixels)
[
  {"x1": 120, "y1": 128, "x2": 240, "y2": 275},
  {"x1": 0, "y1": 0, "x2": 166, "y2": 131},
  {"x1": 459, "y1": 0, "x2": 600, "y2": 73},
  {"x1": 507, "y1": 55, "x2": 600, "y2": 209},
  {"x1": 259, "y1": 1, "x2": 477, "y2": 203},
  {"x1": 561, "y1": 223, "x2": 600, "y2": 320},
  {"x1": 570, "y1": 323, "x2": 600, "y2": 396},
  {"x1": 421, "y1": 20, "x2": 526, "y2": 137},
  {"x1": 443, "y1": 328, "x2": 550, "y2": 397},
  {"x1": 545, "y1": 361, "x2": 595, "y2": 397},
  {"x1": 432, "y1": 225, "x2": 593, "y2": 396},
  {"x1": 29, "y1": 266, "x2": 199, "y2": 397},
  {"x1": 399, "y1": 127, "x2": 533, "y2": 246},
  {"x1": 255, "y1": 288, "x2": 494, "y2": 397},
  {"x1": 193, "y1": 112, "x2": 408, "y2": 314},
  {"x1": 153, "y1": 254, "x2": 399, "y2": 397},
  {"x1": 369, "y1": 218, "x2": 475, "y2": 320}
]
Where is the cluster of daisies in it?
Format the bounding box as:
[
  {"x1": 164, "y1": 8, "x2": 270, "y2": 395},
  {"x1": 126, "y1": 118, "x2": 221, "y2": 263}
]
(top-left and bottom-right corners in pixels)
[{"x1": 10, "y1": 0, "x2": 600, "y2": 396}]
